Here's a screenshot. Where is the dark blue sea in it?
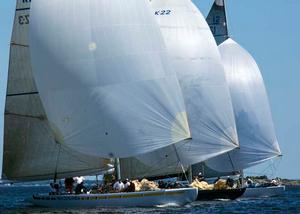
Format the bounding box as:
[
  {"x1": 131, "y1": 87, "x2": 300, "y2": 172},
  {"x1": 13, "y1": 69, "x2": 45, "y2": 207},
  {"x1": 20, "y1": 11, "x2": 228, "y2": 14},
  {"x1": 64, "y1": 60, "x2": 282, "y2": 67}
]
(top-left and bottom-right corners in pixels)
[{"x1": 1, "y1": 183, "x2": 299, "y2": 214}]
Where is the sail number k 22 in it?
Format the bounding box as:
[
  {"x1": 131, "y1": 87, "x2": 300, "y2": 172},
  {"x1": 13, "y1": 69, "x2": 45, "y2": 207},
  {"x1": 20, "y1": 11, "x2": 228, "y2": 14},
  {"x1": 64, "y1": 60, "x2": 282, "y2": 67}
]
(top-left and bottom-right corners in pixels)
[
  {"x1": 18, "y1": 15, "x2": 30, "y2": 25},
  {"x1": 155, "y1": 10, "x2": 171, "y2": 15}
]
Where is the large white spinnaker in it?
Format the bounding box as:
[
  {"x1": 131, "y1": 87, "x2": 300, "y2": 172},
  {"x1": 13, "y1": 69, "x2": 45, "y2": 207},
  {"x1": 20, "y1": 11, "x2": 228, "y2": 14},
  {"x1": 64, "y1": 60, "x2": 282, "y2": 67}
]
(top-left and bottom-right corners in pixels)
[
  {"x1": 203, "y1": 0, "x2": 281, "y2": 173},
  {"x1": 120, "y1": 0, "x2": 238, "y2": 179},
  {"x1": 3, "y1": 0, "x2": 112, "y2": 182},
  {"x1": 29, "y1": 0, "x2": 190, "y2": 158},
  {"x1": 205, "y1": 38, "x2": 281, "y2": 172}
]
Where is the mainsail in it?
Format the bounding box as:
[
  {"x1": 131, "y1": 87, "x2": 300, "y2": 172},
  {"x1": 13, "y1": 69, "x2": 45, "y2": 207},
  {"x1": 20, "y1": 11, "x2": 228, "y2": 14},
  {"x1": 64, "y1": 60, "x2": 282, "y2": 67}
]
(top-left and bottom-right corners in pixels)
[
  {"x1": 29, "y1": 0, "x2": 190, "y2": 158},
  {"x1": 3, "y1": 0, "x2": 111, "y2": 181},
  {"x1": 204, "y1": 0, "x2": 281, "y2": 172},
  {"x1": 120, "y1": 0, "x2": 239, "y2": 179},
  {"x1": 206, "y1": 0, "x2": 229, "y2": 45}
]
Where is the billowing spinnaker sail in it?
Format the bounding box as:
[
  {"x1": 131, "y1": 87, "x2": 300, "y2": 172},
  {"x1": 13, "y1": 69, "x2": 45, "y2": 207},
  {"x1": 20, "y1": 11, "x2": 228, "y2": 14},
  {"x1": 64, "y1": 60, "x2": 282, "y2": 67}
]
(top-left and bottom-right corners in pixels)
[
  {"x1": 206, "y1": 0, "x2": 228, "y2": 45},
  {"x1": 29, "y1": 0, "x2": 190, "y2": 158},
  {"x1": 206, "y1": 38, "x2": 281, "y2": 172},
  {"x1": 120, "y1": 0, "x2": 238, "y2": 178},
  {"x1": 3, "y1": 0, "x2": 111, "y2": 181}
]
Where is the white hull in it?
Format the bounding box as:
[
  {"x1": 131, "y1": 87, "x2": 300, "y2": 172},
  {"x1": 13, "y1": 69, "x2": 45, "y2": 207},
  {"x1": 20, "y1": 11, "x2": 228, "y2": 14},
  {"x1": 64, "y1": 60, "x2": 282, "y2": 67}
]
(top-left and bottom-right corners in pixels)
[
  {"x1": 32, "y1": 188, "x2": 198, "y2": 208},
  {"x1": 242, "y1": 186, "x2": 285, "y2": 198}
]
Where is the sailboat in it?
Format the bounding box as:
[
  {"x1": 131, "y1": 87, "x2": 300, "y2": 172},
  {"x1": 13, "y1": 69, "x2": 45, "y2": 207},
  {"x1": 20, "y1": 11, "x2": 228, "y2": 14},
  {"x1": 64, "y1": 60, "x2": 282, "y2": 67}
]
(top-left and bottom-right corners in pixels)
[
  {"x1": 1, "y1": 0, "x2": 198, "y2": 207},
  {"x1": 119, "y1": 0, "x2": 242, "y2": 199},
  {"x1": 195, "y1": 0, "x2": 285, "y2": 198}
]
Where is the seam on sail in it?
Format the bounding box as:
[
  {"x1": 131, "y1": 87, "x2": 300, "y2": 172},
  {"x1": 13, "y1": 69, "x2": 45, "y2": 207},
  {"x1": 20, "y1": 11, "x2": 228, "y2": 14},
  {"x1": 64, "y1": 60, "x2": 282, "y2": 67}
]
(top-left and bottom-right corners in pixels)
[
  {"x1": 4, "y1": 112, "x2": 44, "y2": 120},
  {"x1": 6, "y1": 92, "x2": 38, "y2": 97},
  {"x1": 16, "y1": 8, "x2": 30, "y2": 11},
  {"x1": 11, "y1": 42, "x2": 29, "y2": 47}
]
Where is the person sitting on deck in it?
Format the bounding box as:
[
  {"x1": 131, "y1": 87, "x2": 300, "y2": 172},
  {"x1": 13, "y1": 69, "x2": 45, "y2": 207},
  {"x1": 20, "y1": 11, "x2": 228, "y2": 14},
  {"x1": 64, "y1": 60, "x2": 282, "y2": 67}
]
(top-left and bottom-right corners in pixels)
[
  {"x1": 271, "y1": 179, "x2": 279, "y2": 186},
  {"x1": 113, "y1": 180, "x2": 125, "y2": 192},
  {"x1": 74, "y1": 176, "x2": 87, "y2": 194},
  {"x1": 123, "y1": 179, "x2": 136, "y2": 192},
  {"x1": 50, "y1": 182, "x2": 61, "y2": 195},
  {"x1": 158, "y1": 180, "x2": 167, "y2": 189},
  {"x1": 226, "y1": 176, "x2": 235, "y2": 188},
  {"x1": 246, "y1": 178, "x2": 255, "y2": 188},
  {"x1": 197, "y1": 172, "x2": 205, "y2": 182},
  {"x1": 124, "y1": 178, "x2": 130, "y2": 190},
  {"x1": 64, "y1": 177, "x2": 75, "y2": 194}
]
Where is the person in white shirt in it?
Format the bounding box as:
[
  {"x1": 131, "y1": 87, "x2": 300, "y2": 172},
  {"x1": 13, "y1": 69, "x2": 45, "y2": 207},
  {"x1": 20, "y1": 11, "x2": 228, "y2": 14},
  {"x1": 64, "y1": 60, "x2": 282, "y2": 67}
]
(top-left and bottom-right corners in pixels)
[
  {"x1": 113, "y1": 180, "x2": 125, "y2": 192},
  {"x1": 124, "y1": 179, "x2": 130, "y2": 190}
]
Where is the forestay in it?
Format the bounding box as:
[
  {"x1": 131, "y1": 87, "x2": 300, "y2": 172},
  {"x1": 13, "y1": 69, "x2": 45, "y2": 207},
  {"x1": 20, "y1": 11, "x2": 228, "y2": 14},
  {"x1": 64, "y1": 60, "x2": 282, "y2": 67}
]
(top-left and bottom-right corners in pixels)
[
  {"x1": 3, "y1": 0, "x2": 111, "y2": 181},
  {"x1": 121, "y1": 0, "x2": 238, "y2": 179},
  {"x1": 206, "y1": 38, "x2": 281, "y2": 172},
  {"x1": 29, "y1": 0, "x2": 190, "y2": 158}
]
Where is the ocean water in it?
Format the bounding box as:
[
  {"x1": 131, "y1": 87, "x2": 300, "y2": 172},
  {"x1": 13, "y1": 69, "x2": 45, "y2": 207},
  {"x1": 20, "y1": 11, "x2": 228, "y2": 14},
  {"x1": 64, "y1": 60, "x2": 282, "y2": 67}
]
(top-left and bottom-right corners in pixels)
[{"x1": 0, "y1": 184, "x2": 299, "y2": 214}]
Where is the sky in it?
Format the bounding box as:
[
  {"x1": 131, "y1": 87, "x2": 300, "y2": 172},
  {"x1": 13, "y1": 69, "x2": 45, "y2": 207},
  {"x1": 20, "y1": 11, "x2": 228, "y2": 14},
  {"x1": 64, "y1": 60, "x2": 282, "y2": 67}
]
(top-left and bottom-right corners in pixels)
[{"x1": 0, "y1": 1, "x2": 299, "y2": 179}]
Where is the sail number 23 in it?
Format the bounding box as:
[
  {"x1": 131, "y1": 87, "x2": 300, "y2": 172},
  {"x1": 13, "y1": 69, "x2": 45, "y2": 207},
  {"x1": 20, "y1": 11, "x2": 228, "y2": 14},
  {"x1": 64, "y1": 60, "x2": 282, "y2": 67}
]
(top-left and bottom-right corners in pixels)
[{"x1": 18, "y1": 15, "x2": 30, "y2": 25}]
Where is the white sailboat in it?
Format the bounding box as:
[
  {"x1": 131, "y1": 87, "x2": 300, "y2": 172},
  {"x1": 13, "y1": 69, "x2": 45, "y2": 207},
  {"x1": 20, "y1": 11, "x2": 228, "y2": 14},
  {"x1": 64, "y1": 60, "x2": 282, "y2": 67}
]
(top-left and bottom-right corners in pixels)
[
  {"x1": 201, "y1": 0, "x2": 284, "y2": 197},
  {"x1": 1, "y1": 0, "x2": 198, "y2": 207},
  {"x1": 120, "y1": 0, "x2": 239, "y2": 184}
]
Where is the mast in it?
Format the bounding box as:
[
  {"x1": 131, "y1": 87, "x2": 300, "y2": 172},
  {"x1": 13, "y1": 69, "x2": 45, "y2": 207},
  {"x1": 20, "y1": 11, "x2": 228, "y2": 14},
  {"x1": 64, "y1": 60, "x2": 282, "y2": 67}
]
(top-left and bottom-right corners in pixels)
[
  {"x1": 114, "y1": 158, "x2": 121, "y2": 180},
  {"x1": 187, "y1": 166, "x2": 193, "y2": 183}
]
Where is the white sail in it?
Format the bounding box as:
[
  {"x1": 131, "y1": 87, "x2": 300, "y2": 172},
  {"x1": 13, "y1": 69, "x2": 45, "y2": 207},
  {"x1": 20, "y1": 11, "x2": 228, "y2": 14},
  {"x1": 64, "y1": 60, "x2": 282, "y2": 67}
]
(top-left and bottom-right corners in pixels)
[
  {"x1": 206, "y1": 38, "x2": 281, "y2": 172},
  {"x1": 29, "y1": 0, "x2": 190, "y2": 158},
  {"x1": 120, "y1": 0, "x2": 239, "y2": 179},
  {"x1": 3, "y1": 0, "x2": 111, "y2": 181}
]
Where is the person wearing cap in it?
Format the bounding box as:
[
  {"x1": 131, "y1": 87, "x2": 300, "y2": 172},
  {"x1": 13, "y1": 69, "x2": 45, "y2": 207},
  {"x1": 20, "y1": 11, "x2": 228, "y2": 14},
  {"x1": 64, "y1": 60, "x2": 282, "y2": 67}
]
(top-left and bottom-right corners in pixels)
[
  {"x1": 197, "y1": 172, "x2": 205, "y2": 181},
  {"x1": 124, "y1": 178, "x2": 130, "y2": 190},
  {"x1": 74, "y1": 176, "x2": 87, "y2": 194}
]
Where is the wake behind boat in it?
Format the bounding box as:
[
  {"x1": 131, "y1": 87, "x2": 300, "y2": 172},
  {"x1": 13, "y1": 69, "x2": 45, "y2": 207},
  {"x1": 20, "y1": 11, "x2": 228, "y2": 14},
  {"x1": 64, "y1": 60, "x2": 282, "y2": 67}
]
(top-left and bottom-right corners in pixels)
[{"x1": 32, "y1": 188, "x2": 197, "y2": 208}]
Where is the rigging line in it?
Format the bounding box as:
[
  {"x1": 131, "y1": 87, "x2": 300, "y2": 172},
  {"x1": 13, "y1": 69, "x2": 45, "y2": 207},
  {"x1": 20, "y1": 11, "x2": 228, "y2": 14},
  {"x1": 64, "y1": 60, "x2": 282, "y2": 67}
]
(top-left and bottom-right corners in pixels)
[
  {"x1": 6, "y1": 91, "x2": 39, "y2": 97},
  {"x1": 172, "y1": 144, "x2": 189, "y2": 184},
  {"x1": 227, "y1": 152, "x2": 236, "y2": 172}
]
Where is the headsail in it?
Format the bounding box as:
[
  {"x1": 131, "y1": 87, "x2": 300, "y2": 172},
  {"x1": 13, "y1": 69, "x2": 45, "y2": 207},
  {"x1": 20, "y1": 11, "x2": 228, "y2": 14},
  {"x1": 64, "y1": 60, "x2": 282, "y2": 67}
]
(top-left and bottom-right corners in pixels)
[
  {"x1": 204, "y1": 0, "x2": 281, "y2": 172},
  {"x1": 206, "y1": 0, "x2": 228, "y2": 45},
  {"x1": 29, "y1": 0, "x2": 190, "y2": 158},
  {"x1": 206, "y1": 38, "x2": 281, "y2": 172},
  {"x1": 3, "y1": 0, "x2": 111, "y2": 181},
  {"x1": 120, "y1": 0, "x2": 238, "y2": 179}
]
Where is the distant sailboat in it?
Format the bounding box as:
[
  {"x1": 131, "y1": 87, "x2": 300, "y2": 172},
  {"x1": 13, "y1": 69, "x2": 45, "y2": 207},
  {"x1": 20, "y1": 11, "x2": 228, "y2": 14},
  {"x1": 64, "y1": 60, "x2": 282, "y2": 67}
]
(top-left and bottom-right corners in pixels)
[
  {"x1": 1, "y1": 0, "x2": 198, "y2": 207},
  {"x1": 196, "y1": 0, "x2": 284, "y2": 197},
  {"x1": 120, "y1": 0, "x2": 238, "y2": 182}
]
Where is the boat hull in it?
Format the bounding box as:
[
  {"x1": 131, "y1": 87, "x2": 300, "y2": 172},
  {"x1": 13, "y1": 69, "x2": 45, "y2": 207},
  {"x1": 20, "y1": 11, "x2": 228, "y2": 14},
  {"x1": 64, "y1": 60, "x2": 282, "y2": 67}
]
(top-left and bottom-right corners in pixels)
[
  {"x1": 197, "y1": 187, "x2": 246, "y2": 200},
  {"x1": 32, "y1": 188, "x2": 198, "y2": 208},
  {"x1": 242, "y1": 186, "x2": 285, "y2": 198}
]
